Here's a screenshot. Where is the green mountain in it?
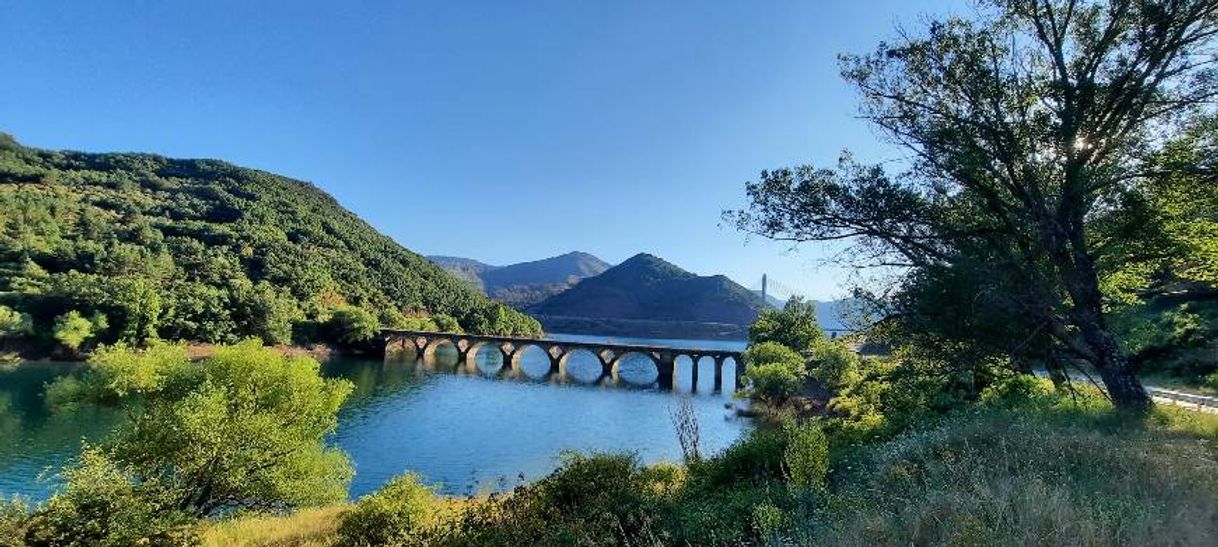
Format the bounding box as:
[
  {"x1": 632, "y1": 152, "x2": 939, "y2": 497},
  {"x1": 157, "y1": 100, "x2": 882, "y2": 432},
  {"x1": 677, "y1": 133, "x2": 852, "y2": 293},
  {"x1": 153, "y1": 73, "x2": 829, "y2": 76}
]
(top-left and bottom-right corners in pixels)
[
  {"x1": 529, "y1": 253, "x2": 764, "y2": 325},
  {"x1": 0, "y1": 133, "x2": 539, "y2": 350},
  {"x1": 429, "y1": 251, "x2": 611, "y2": 307}
]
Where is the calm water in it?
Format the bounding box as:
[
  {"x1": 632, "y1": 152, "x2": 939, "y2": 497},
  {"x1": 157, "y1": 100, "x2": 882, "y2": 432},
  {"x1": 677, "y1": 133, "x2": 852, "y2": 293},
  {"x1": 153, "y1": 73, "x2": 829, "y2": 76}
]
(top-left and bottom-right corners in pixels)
[{"x1": 0, "y1": 334, "x2": 749, "y2": 501}]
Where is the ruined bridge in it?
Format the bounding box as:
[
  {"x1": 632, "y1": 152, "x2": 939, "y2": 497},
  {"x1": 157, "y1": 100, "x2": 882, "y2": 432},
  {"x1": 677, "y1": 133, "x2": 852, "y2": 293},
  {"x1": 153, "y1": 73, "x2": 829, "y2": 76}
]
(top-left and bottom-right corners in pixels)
[{"x1": 382, "y1": 329, "x2": 746, "y2": 393}]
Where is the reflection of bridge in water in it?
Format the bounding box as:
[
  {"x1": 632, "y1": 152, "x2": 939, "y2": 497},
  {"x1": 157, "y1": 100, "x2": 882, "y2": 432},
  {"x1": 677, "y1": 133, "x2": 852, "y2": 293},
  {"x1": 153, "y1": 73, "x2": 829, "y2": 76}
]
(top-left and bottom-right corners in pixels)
[{"x1": 382, "y1": 329, "x2": 745, "y2": 393}]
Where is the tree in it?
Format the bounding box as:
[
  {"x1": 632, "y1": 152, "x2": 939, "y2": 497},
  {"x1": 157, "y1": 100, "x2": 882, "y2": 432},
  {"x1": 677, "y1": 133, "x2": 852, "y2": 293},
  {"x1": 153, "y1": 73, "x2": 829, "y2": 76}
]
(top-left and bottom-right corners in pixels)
[
  {"x1": 741, "y1": 342, "x2": 809, "y2": 405},
  {"x1": 0, "y1": 305, "x2": 32, "y2": 339},
  {"x1": 748, "y1": 297, "x2": 824, "y2": 353},
  {"x1": 728, "y1": 0, "x2": 1218, "y2": 410},
  {"x1": 326, "y1": 306, "x2": 381, "y2": 346},
  {"x1": 52, "y1": 310, "x2": 108, "y2": 352},
  {"x1": 49, "y1": 341, "x2": 353, "y2": 517}
]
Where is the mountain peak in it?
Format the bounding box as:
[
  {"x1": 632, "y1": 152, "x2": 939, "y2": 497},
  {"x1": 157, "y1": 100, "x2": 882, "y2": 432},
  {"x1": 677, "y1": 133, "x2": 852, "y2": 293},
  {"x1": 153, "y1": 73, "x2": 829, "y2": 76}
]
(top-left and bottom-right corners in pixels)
[{"x1": 530, "y1": 253, "x2": 763, "y2": 325}]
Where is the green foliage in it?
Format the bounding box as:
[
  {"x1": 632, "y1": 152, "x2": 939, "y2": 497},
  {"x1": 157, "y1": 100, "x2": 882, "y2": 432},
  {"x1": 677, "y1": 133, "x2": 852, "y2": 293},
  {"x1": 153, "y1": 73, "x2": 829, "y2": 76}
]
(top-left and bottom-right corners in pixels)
[
  {"x1": 48, "y1": 341, "x2": 353, "y2": 517},
  {"x1": 783, "y1": 423, "x2": 828, "y2": 490},
  {"x1": 748, "y1": 297, "x2": 823, "y2": 352},
  {"x1": 462, "y1": 301, "x2": 542, "y2": 337},
  {"x1": 808, "y1": 337, "x2": 861, "y2": 391},
  {"x1": 325, "y1": 306, "x2": 380, "y2": 346},
  {"x1": 338, "y1": 473, "x2": 447, "y2": 547},
  {"x1": 431, "y1": 314, "x2": 462, "y2": 333},
  {"x1": 22, "y1": 448, "x2": 194, "y2": 547},
  {"x1": 0, "y1": 496, "x2": 28, "y2": 547},
  {"x1": 0, "y1": 306, "x2": 32, "y2": 339},
  {"x1": 1111, "y1": 298, "x2": 1218, "y2": 382},
  {"x1": 51, "y1": 311, "x2": 107, "y2": 352},
  {"x1": 742, "y1": 363, "x2": 803, "y2": 407},
  {"x1": 453, "y1": 452, "x2": 663, "y2": 546},
  {"x1": 688, "y1": 427, "x2": 790, "y2": 489},
  {"x1": 0, "y1": 138, "x2": 538, "y2": 348},
  {"x1": 741, "y1": 342, "x2": 807, "y2": 406}
]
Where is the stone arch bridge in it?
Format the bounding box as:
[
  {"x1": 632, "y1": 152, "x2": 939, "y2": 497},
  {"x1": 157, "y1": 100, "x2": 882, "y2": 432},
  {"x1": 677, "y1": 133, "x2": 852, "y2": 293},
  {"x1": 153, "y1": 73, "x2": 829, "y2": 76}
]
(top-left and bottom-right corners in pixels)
[{"x1": 382, "y1": 329, "x2": 745, "y2": 393}]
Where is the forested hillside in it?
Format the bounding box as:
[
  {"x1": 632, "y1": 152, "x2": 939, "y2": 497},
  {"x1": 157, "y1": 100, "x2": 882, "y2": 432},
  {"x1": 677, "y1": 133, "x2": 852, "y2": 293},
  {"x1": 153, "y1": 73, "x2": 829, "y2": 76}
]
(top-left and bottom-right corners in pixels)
[
  {"x1": 530, "y1": 253, "x2": 764, "y2": 325},
  {"x1": 0, "y1": 134, "x2": 539, "y2": 354}
]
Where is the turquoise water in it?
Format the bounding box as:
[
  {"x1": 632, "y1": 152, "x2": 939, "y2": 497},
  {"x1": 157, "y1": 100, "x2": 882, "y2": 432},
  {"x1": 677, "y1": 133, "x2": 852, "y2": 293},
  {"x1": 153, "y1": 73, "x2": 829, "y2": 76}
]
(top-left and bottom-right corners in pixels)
[{"x1": 0, "y1": 334, "x2": 748, "y2": 501}]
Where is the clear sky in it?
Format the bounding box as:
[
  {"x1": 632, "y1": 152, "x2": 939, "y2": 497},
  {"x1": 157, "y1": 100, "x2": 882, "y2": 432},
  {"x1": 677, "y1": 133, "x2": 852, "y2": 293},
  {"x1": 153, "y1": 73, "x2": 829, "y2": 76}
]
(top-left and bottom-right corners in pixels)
[{"x1": 1, "y1": 0, "x2": 959, "y2": 300}]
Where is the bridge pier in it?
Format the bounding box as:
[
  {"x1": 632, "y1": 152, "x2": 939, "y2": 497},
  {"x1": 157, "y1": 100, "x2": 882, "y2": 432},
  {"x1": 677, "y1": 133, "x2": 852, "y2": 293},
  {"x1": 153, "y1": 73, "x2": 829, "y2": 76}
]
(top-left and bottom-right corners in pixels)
[
  {"x1": 656, "y1": 352, "x2": 675, "y2": 390},
  {"x1": 713, "y1": 356, "x2": 725, "y2": 393}
]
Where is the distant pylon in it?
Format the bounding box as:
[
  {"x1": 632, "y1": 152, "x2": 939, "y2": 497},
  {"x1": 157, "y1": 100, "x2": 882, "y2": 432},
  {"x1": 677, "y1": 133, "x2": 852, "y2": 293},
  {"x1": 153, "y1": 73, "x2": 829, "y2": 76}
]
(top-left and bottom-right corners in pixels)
[{"x1": 761, "y1": 274, "x2": 768, "y2": 307}]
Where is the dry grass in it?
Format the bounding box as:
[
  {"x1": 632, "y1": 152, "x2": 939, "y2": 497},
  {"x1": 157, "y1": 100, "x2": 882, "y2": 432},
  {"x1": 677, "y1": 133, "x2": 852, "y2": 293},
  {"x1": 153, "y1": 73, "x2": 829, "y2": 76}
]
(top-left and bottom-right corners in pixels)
[{"x1": 198, "y1": 505, "x2": 348, "y2": 547}]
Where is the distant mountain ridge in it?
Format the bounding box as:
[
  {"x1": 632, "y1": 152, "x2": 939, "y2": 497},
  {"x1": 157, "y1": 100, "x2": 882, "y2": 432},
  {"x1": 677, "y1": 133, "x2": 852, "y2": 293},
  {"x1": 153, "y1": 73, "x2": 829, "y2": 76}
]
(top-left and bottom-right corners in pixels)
[
  {"x1": 529, "y1": 253, "x2": 765, "y2": 326},
  {"x1": 428, "y1": 251, "x2": 611, "y2": 307}
]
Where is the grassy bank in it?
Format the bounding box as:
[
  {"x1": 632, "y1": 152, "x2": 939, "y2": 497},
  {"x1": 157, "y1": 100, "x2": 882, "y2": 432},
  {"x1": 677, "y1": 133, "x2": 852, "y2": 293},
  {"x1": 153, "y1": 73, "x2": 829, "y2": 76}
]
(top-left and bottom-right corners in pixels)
[{"x1": 195, "y1": 396, "x2": 1218, "y2": 546}]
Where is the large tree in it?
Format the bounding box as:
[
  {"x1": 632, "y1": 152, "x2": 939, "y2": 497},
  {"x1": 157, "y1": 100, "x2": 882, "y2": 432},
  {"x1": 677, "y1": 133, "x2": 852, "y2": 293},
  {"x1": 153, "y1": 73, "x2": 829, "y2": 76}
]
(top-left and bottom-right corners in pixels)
[{"x1": 729, "y1": 0, "x2": 1218, "y2": 410}]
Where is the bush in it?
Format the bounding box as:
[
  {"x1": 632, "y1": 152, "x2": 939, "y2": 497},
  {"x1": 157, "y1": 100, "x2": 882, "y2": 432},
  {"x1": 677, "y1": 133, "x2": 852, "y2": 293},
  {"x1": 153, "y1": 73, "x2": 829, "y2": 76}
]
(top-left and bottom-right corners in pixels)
[
  {"x1": 741, "y1": 342, "x2": 808, "y2": 406},
  {"x1": 46, "y1": 341, "x2": 354, "y2": 518},
  {"x1": 689, "y1": 427, "x2": 790, "y2": 489},
  {"x1": 0, "y1": 497, "x2": 28, "y2": 547},
  {"x1": 0, "y1": 306, "x2": 32, "y2": 339},
  {"x1": 453, "y1": 452, "x2": 663, "y2": 546},
  {"x1": 22, "y1": 449, "x2": 193, "y2": 547},
  {"x1": 742, "y1": 363, "x2": 803, "y2": 406},
  {"x1": 742, "y1": 341, "x2": 806, "y2": 372},
  {"x1": 432, "y1": 314, "x2": 462, "y2": 333},
  {"x1": 338, "y1": 473, "x2": 446, "y2": 546},
  {"x1": 808, "y1": 338, "x2": 861, "y2": 391},
  {"x1": 784, "y1": 423, "x2": 829, "y2": 490},
  {"x1": 52, "y1": 311, "x2": 108, "y2": 352}
]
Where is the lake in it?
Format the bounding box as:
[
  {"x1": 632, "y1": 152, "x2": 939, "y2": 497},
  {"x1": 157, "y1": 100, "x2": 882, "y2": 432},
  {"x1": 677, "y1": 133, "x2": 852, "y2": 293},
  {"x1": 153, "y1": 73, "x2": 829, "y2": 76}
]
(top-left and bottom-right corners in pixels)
[{"x1": 0, "y1": 334, "x2": 750, "y2": 501}]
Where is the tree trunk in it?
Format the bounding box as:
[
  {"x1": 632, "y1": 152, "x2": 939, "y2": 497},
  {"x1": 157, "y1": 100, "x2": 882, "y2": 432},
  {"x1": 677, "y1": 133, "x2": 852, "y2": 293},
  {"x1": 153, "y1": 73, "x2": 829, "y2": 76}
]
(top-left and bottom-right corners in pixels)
[
  {"x1": 1062, "y1": 234, "x2": 1151, "y2": 410},
  {"x1": 1054, "y1": 218, "x2": 1152, "y2": 411},
  {"x1": 1075, "y1": 309, "x2": 1151, "y2": 411}
]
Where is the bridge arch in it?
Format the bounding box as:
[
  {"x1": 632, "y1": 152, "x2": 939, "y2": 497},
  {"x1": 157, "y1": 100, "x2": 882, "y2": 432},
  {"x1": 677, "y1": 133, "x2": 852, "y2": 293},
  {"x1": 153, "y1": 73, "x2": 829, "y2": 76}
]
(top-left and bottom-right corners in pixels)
[
  {"x1": 465, "y1": 341, "x2": 507, "y2": 375},
  {"x1": 422, "y1": 338, "x2": 460, "y2": 366},
  {"x1": 612, "y1": 351, "x2": 660, "y2": 386},
  {"x1": 511, "y1": 344, "x2": 552, "y2": 380},
  {"x1": 558, "y1": 348, "x2": 603, "y2": 384}
]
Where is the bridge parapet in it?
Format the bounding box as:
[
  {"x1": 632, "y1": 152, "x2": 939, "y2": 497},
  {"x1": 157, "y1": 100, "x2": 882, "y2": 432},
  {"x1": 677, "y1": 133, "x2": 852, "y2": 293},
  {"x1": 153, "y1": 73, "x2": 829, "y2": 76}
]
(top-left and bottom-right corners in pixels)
[{"x1": 381, "y1": 329, "x2": 745, "y2": 393}]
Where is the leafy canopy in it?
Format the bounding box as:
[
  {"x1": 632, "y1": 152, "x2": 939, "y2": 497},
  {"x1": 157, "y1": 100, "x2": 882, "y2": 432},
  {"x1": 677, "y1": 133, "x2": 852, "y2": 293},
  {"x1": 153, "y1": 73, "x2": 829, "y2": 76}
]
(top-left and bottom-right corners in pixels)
[{"x1": 50, "y1": 341, "x2": 354, "y2": 517}]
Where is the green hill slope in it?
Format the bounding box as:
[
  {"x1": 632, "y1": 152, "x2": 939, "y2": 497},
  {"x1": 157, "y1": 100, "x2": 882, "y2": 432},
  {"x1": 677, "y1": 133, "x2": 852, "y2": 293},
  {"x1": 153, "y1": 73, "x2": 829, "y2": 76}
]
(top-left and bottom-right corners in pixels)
[
  {"x1": 529, "y1": 253, "x2": 764, "y2": 325},
  {"x1": 0, "y1": 133, "x2": 538, "y2": 350}
]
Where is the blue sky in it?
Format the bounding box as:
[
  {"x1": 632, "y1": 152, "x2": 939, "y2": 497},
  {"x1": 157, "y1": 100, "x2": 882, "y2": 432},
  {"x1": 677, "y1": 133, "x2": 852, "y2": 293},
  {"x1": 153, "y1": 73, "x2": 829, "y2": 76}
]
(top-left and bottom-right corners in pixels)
[{"x1": 1, "y1": 0, "x2": 959, "y2": 299}]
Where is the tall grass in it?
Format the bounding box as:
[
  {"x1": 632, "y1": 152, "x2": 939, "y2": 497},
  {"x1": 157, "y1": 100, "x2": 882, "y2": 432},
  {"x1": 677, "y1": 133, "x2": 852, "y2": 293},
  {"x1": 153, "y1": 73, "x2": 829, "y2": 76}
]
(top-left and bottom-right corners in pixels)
[
  {"x1": 198, "y1": 506, "x2": 347, "y2": 547},
  {"x1": 802, "y1": 407, "x2": 1218, "y2": 546}
]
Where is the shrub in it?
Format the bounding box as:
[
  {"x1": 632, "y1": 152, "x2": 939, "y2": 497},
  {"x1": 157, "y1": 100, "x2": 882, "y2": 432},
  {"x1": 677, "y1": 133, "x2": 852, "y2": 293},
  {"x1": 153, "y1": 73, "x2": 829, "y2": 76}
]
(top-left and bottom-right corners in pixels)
[
  {"x1": 453, "y1": 452, "x2": 663, "y2": 546},
  {"x1": 52, "y1": 311, "x2": 108, "y2": 352},
  {"x1": 808, "y1": 338, "x2": 861, "y2": 391},
  {"x1": 689, "y1": 427, "x2": 789, "y2": 489},
  {"x1": 46, "y1": 341, "x2": 354, "y2": 517},
  {"x1": 0, "y1": 496, "x2": 28, "y2": 547},
  {"x1": 742, "y1": 363, "x2": 803, "y2": 406},
  {"x1": 338, "y1": 473, "x2": 445, "y2": 546},
  {"x1": 742, "y1": 341, "x2": 806, "y2": 372},
  {"x1": 784, "y1": 423, "x2": 829, "y2": 490},
  {"x1": 0, "y1": 306, "x2": 32, "y2": 339},
  {"x1": 22, "y1": 449, "x2": 194, "y2": 547}
]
